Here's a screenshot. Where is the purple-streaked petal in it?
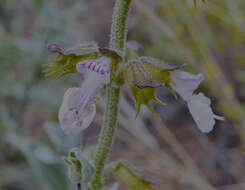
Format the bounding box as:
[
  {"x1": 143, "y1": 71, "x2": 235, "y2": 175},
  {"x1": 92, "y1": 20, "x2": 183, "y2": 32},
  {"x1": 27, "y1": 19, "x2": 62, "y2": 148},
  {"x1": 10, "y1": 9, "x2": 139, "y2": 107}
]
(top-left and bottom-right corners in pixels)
[
  {"x1": 76, "y1": 57, "x2": 111, "y2": 76},
  {"x1": 76, "y1": 57, "x2": 111, "y2": 85},
  {"x1": 187, "y1": 93, "x2": 223, "y2": 133},
  {"x1": 63, "y1": 104, "x2": 96, "y2": 135},
  {"x1": 58, "y1": 88, "x2": 96, "y2": 135},
  {"x1": 58, "y1": 57, "x2": 112, "y2": 135},
  {"x1": 171, "y1": 71, "x2": 204, "y2": 101}
]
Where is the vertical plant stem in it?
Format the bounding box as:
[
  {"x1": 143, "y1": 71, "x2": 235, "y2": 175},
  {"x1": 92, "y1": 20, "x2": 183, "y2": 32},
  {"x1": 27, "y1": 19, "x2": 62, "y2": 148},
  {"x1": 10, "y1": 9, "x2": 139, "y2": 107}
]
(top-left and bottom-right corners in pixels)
[
  {"x1": 110, "y1": 0, "x2": 132, "y2": 54},
  {"x1": 89, "y1": 0, "x2": 132, "y2": 189},
  {"x1": 90, "y1": 86, "x2": 120, "y2": 190}
]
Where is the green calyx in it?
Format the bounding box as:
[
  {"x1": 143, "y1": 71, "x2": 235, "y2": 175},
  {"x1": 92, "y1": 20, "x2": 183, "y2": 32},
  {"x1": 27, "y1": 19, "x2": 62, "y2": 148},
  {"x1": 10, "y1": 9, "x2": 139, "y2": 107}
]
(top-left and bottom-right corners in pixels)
[
  {"x1": 124, "y1": 57, "x2": 180, "y2": 118},
  {"x1": 43, "y1": 42, "x2": 122, "y2": 79},
  {"x1": 64, "y1": 148, "x2": 95, "y2": 188},
  {"x1": 130, "y1": 86, "x2": 166, "y2": 119}
]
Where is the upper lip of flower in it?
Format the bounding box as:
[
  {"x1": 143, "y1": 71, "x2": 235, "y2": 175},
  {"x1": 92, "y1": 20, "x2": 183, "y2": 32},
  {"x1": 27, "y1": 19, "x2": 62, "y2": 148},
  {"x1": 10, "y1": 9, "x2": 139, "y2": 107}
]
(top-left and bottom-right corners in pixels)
[
  {"x1": 170, "y1": 71, "x2": 205, "y2": 101},
  {"x1": 76, "y1": 57, "x2": 111, "y2": 75}
]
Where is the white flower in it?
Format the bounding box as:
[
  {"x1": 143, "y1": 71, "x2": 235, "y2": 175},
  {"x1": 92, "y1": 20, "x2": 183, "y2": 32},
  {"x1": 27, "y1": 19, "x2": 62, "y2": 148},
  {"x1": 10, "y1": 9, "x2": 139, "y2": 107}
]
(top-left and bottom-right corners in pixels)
[
  {"x1": 187, "y1": 93, "x2": 224, "y2": 133},
  {"x1": 171, "y1": 71, "x2": 204, "y2": 101},
  {"x1": 171, "y1": 71, "x2": 224, "y2": 133},
  {"x1": 59, "y1": 57, "x2": 111, "y2": 135},
  {"x1": 58, "y1": 88, "x2": 96, "y2": 135}
]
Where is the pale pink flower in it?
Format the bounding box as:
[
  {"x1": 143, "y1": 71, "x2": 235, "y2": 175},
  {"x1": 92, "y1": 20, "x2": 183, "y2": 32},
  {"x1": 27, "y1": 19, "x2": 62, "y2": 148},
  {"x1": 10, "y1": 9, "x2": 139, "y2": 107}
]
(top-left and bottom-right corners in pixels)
[
  {"x1": 58, "y1": 88, "x2": 96, "y2": 135},
  {"x1": 59, "y1": 57, "x2": 111, "y2": 135},
  {"x1": 171, "y1": 71, "x2": 224, "y2": 132},
  {"x1": 171, "y1": 71, "x2": 204, "y2": 101},
  {"x1": 187, "y1": 93, "x2": 224, "y2": 132}
]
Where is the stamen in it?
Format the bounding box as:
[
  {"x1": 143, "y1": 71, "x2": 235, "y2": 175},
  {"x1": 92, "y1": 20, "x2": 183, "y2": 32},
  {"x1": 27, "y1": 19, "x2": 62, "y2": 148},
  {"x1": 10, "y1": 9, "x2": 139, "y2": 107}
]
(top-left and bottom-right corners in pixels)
[
  {"x1": 96, "y1": 66, "x2": 101, "y2": 72},
  {"x1": 92, "y1": 64, "x2": 96, "y2": 71},
  {"x1": 88, "y1": 62, "x2": 93, "y2": 69}
]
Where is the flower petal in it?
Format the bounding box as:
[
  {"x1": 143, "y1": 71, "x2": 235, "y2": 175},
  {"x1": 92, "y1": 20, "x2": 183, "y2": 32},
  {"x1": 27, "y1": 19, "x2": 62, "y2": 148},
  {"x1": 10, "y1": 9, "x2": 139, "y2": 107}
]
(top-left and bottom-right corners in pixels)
[
  {"x1": 187, "y1": 93, "x2": 223, "y2": 133},
  {"x1": 58, "y1": 88, "x2": 96, "y2": 135},
  {"x1": 171, "y1": 71, "x2": 204, "y2": 101},
  {"x1": 76, "y1": 57, "x2": 111, "y2": 85},
  {"x1": 59, "y1": 57, "x2": 112, "y2": 135},
  {"x1": 64, "y1": 103, "x2": 96, "y2": 135},
  {"x1": 76, "y1": 57, "x2": 110, "y2": 76},
  {"x1": 58, "y1": 88, "x2": 78, "y2": 122}
]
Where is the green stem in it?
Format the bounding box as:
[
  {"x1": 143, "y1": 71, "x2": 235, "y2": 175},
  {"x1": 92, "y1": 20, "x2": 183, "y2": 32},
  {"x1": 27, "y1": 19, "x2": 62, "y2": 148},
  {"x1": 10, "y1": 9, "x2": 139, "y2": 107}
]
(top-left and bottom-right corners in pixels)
[
  {"x1": 110, "y1": 0, "x2": 132, "y2": 54},
  {"x1": 89, "y1": 0, "x2": 132, "y2": 189}
]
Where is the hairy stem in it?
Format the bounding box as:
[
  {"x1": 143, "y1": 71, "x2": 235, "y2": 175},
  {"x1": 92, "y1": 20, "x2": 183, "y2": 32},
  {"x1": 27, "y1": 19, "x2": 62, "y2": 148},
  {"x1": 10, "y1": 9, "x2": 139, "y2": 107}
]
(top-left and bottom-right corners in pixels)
[
  {"x1": 110, "y1": 0, "x2": 132, "y2": 54},
  {"x1": 89, "y1": 0, "x2": 132, "y2": 189}
]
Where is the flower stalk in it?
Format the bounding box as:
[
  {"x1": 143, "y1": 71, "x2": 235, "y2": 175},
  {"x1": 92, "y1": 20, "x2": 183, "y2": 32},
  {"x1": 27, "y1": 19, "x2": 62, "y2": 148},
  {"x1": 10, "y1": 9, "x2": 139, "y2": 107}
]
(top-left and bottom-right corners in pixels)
[{"x1": 89, "y1": 0, "x2": 132, "y2": 189}]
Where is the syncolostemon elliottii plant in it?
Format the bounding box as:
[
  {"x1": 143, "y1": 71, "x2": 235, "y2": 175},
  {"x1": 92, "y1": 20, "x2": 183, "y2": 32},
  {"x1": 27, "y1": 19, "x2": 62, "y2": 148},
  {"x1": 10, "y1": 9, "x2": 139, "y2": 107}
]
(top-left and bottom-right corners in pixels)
[{"x1": 44, "y1": 0, "x2": 223, "y2": 189}]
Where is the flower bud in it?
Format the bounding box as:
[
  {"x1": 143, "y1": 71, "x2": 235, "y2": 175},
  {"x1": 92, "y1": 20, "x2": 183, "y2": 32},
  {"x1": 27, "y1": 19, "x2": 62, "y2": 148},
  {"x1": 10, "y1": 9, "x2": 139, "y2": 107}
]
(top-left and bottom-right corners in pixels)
[{"x1": 63, "y1": 148, "x2": 95, "y2": 187}]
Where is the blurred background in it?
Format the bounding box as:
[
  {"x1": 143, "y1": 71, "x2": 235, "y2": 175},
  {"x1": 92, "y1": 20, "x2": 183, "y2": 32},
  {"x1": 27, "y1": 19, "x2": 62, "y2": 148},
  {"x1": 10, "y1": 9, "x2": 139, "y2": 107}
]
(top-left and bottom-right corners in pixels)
[{"x1": 0, "y1": 0, "x2": 245, "y2": 189}]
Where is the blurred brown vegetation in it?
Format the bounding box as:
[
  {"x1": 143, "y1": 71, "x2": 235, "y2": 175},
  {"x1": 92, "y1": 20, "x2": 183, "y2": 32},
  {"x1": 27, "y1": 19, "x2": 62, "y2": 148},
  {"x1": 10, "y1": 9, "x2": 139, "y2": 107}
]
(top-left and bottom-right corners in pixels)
[{"x1": 0, "y1": 0, "x2": 245, "y2": 189}]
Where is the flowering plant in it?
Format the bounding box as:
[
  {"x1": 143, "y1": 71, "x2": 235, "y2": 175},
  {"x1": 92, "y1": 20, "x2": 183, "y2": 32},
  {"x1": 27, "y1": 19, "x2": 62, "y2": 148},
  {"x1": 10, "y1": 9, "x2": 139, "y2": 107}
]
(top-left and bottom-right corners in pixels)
[
  {"x1": 44, "y1": 0, "x2": 223, "y2": 189},
  {"x1": 46, "y1": 44, "x2": 223, "y2": 135}
]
